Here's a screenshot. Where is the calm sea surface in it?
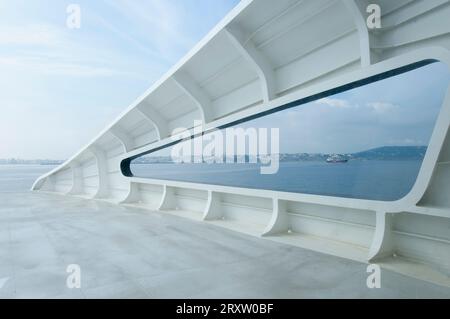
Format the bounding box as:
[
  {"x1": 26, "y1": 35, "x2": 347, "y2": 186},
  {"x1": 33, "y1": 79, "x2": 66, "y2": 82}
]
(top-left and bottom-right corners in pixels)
[
  {"x1": 131, "y1": 160, "x2": 423, "y2": 201},
  {"x1": 0, "y1": 165, "x2": 56, "y2": 193},
  {"x1": 0, "y1": 161, "x2": 423, "y2": 201}
]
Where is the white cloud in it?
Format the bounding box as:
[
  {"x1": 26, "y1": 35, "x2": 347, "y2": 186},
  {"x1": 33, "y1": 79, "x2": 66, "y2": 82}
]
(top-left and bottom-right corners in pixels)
[
  {"x1": 315, "y1": 98, "x2": 398, "y2": 114},
  {"x1": 90, "y1": 12, "x2": 161, "y2": 59},
  {"x1": 101, "y1": 0, "x2": 197, "y2": 60},
  {"x1": 315, "y1": 97, "x2": 351, "y2": 108},
  {"x1": 0, "y1": 24, "x2": 63, "y2": 46},
  {"x1": 0, "y1": 23, "x2": 148, "y2": 78},
  {"x1": 0, "y1": 55, "x2": 135, "y2": 77},
  {"x1": 366, "y1": 102, "x2": 398, "y2": 113}
]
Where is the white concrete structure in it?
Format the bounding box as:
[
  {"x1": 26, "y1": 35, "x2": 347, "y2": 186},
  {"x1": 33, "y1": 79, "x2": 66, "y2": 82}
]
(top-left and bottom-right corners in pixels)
[{"x1": 33, "y1": 0, "x2": 450, "y2": 286}]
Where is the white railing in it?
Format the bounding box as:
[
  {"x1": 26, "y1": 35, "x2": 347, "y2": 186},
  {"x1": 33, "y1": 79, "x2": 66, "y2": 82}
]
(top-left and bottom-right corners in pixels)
[{"x1": 32, "y1": 1, "x2": 450, "y2": 286}]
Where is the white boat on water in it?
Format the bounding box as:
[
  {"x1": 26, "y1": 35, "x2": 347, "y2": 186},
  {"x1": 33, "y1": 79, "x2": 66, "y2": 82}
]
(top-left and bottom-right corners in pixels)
[{"x1": 326, "y1": 155, "x2": 348, "y2": 163}]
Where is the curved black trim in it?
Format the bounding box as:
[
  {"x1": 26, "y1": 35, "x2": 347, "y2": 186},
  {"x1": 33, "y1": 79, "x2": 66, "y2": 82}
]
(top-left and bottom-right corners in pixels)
[
  {"x1": 121, "y1": 59, "x2": 437, "y2": 177},
  {"x1": 121, "y1": 158, "x2": 133, "y2": 177}
]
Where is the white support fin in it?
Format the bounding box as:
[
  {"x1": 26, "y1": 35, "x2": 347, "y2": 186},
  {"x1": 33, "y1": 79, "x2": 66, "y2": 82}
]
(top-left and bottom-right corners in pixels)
[
  {"x1": 173, "y1": 72, "x2": 214, "y2": 124},
  {"x1": 224, "y1": 25, "x2": 276, "y2": 103},
  {"x1": 110, "y1": 126, "x2": 135, "y2": 153},
  {"x1": 343, "y1": 0, "x2": 374, "y2": 67},
  {"x1": 137, "y1": 102, "x2": 170, "y2": 140}
]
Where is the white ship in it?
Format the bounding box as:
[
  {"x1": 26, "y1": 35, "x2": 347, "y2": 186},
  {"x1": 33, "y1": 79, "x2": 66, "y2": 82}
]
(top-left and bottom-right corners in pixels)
[{"x1": 326, "y1": 154, "x2": 348, "y2": 163}]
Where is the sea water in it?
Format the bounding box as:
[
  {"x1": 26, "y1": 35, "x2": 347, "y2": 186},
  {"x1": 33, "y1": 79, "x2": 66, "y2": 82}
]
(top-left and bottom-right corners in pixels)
[
  {"x1": 131, "y1": 160, "x2": 422, "y2": 201},
  {"x1": 0, "y1": 160, "x2": 422, "y2": 201}
]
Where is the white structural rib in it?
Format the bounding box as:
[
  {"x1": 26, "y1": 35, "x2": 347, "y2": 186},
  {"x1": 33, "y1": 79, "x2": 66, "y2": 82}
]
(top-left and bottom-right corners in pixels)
[
  {"x1": 110, "y1": 126, "x2": 135, "y2": 153},
  {"x1": 343, "y1": 0, "x2": 372, "y2": 67},
  {"x1": 172, "y1": 72, "x2": 214, "y2": 124},
  {"x1": 88, "y1": 146, "x2": 109, "y2": 199},
  {"x1": 224, "y1": 24, "x2": 276, "y2": 103},
  {"x1": 67, "y1": 162, "x2": 83, "y2": 195},
  {"x1": 368, "y1": 211, "x2": 394, "y2": 261},
  {"x1": 136, "y1": 103, "x2": 169, "y2": 140}
]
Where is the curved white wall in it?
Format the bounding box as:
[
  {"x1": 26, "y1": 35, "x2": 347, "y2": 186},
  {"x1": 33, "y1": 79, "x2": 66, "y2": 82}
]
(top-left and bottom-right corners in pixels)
[{"x1": 32, "y1": 0, "x2": 450, "y2": 286}]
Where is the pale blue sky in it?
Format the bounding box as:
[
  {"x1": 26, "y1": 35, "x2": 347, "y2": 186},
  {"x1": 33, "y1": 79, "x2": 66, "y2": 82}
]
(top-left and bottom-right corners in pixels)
[
  {"x1": 1, "y1": 1, "x2": 449, "y2": 160},
  {"x1": 0, "y1": 0, "x2": 239, "y2": 159}
]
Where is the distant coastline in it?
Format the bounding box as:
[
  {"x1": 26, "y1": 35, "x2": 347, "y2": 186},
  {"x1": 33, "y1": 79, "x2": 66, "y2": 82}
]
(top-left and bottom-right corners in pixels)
[
  {"x1": 1, "y1": 146, "x2": 427, "y2": 166},
  {"x1": 0, "y1": 159, "x2": 64, "y2": 165},
  {"x1": 132, "y1": 146, "x2": 428, "y2": 164}
]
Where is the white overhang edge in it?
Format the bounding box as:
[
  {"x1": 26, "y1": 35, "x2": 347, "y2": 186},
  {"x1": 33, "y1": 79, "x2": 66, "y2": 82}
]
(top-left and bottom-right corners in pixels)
[
  {"x1": 32, "y1": 0, "x2": 255, "y2": 186},
  {"x1": 31, "y1": 0, "x2": 450, "y2": 218}
]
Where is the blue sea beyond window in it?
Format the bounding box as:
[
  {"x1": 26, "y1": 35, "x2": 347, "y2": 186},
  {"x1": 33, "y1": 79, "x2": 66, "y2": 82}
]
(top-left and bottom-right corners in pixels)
[{"x1": 129, "y1": 61, "x2": 450, "y2": 201}]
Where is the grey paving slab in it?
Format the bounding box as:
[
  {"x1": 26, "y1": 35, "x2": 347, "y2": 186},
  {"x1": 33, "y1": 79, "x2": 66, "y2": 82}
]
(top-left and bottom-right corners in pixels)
[{"x1": 0, "y1": 166, "x2": 449, "y2": 298}]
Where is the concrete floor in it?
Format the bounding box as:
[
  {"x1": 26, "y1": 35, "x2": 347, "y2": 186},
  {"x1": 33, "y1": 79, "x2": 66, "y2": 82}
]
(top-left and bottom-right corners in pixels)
[{"x1": 1, "y1": 166, "x2": 450, "y2": 298}]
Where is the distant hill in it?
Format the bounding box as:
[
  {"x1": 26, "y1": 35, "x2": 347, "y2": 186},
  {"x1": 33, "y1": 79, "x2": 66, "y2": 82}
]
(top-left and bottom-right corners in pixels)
[
  {"x1": 132, "y1": 146, "x2": 428, "y2": 164},
  {"x1": 351, "y1": 146, "x2": 427, "y2": 160}
]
